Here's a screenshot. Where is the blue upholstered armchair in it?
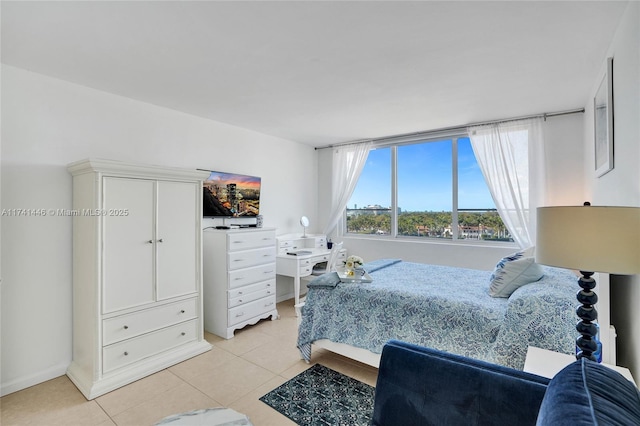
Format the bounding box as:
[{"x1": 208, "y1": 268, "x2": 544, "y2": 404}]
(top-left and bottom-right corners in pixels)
[{"x1": 371, "y1": 340, "x2": 640, "y2": 426}]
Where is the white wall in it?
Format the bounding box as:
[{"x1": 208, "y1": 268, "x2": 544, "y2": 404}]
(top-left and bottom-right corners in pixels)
[
  {"x1": 317, "y1": 113, "x2": 586, "y2": 271},
  {"x1": 0, "y1": 65, "x2": 318, "y2": 395},
  {"x1": 584, "y1": 2, "x2": 640, "y2": 378}
]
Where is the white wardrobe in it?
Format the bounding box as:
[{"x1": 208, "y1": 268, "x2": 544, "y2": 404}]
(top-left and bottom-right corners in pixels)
[{"x1": 66, "y1": 159, "x2": 211, "y2": 399}]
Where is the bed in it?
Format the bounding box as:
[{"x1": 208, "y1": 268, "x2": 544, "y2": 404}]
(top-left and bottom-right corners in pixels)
[{"x1": 297, "y1": 257, "x2": 578, "y2": 370}]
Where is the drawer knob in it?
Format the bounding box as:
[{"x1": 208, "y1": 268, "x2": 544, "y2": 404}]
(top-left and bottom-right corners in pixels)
[
  {"x1": 238, "y1": 299, "x2": 243, "y2": 303},
  {"x1": 124, "y1": 351, "x2": 129, "y2": 356},
  {"x1": 238, "y1": 291, "x2": 243, "y2": 294},
  {"x1": 180, "y1": 310, "x2": 185, "y2": 314},
  {"x1": 181, "y1": 332, "x2": 186, "y2": 336},
  {"x1": 236, "y1": 312, "x2": 244, "y2": 317},
  {"x1": 123, "y1": 325, "x2": 129, "y2": 330},
  {"x1": 147, "y1": 240, "x2": 153, "y2": 244},
  {"x1": 157, "y1": 238, "x2": 164, "y2": 243}
]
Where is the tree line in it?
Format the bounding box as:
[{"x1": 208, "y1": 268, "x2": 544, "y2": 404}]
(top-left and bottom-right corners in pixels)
[{"x1": 346, "y1": 210, "x2": 511, "y2": 240}]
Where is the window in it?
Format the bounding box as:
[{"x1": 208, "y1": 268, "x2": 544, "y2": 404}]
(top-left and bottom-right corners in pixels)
[{"x1": 346, "y1": 136, "x2": 511, "y2": 243}]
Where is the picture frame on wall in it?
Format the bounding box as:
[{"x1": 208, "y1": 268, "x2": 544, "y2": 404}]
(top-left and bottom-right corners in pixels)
[{"x1": 594, "y1": 57, "x2": 614, "y2": 177}]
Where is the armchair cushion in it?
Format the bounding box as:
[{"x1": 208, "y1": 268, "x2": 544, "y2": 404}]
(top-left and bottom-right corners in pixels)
[{"x1": 536, "y1": 358, "x2": 640, "y2": 425}]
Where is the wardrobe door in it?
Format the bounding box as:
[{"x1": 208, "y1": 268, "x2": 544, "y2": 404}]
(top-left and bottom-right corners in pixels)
[
  {"x1": 156, "y1": 180, "x2": 198, "y2": 300},
  {"x1": 102, "y1": 177, "x2": 155, "y2": 313}
]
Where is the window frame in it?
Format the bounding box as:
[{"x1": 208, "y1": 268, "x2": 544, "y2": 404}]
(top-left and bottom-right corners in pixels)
[{"x1": 344, "y1": 132, "x2": 514, "y2": 247}]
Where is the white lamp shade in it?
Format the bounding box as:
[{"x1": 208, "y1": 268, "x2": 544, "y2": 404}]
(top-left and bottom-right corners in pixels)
[{"x1": 536, "y1": 206, "x2": 640, "y2": 275}]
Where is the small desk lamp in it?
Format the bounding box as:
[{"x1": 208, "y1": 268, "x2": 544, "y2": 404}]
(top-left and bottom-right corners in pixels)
[{"x1": 536, "y1": 205, "x2": 640, "y2": 361}]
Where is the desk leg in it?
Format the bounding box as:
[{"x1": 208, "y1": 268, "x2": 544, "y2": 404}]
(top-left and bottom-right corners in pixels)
[{"x1": 294, "y1": 275, "x2": 301, "y2": 316}]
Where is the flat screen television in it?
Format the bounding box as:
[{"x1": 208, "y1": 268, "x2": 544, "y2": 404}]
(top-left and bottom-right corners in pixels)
[{"x1": 202, "y1": 170, "x2": 261, "y2": 217}]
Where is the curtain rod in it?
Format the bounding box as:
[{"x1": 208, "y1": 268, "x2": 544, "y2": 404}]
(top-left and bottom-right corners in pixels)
[{"x1": 314, "y1": 107, "x2": 585, "y2": 150}]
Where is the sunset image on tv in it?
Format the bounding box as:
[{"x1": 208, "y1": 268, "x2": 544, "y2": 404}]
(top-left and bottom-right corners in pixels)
[{"x1": 203, "y1": 171, "x2": 261, "y2": 217}]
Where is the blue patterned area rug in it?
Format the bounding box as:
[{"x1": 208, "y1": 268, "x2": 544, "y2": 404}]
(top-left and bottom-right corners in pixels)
[{"x1": 259, "y1": 364, "x2": 375, "y2": 425}]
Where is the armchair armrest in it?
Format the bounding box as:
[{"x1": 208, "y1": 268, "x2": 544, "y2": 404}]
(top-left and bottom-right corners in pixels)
[{"x1": 372, "y1": 340, "x2": 550, "y2": 426}]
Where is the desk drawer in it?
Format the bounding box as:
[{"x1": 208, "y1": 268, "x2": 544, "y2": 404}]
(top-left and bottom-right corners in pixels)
[
  {"x1": 228, "y1": 247, "x2": 276, "y2": 271},
  {"x1": 228, "y1": 296, "x2": 276, "y2": 326},
  {"x1": 311, "y1": 254, "x2": 330, "y2": 264},
  {"x1": 227, "y1": 231, "x2": 275, "y2": 251},
  {"x1": 228, "y1": 263, "x2": 276, "y2": 289},
  {"x1": 103, "y1": 319, "x2": 197, "y2": 373},
  {"x1": 103, "y1": 298, "x2": 197, "y2": 346},
  {"x1": 300, "y1": 265, "x2": 313, "y2": 276}
]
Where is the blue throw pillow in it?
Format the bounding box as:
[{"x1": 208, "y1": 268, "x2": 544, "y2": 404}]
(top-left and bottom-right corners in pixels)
[{"x1": 536, "y1": 359, "x2": 640, "y2": 425}]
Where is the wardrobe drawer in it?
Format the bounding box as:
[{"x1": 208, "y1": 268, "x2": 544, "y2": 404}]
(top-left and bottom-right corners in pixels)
[
  {"x1": 103, "y1": 298, "x2": 197, "y2": 345},
  {"x1": 228, "y1": 247, "x2": 276, "y2": 271},
  {"x1": 103, "y1": 319, "x2": 197, "y2": 373},
  {"x1": 227, "y1": 231, "x2": 276, "y2": 252},
  {"x1": 228, "y1": 263, "x2": 276, "y2": 289},
  {"x1": 228, "y1": 279, "x2": 275, "y2": 300},
  {"x1": 228, "y1": 296, "x2": 277, "y2": 326}
]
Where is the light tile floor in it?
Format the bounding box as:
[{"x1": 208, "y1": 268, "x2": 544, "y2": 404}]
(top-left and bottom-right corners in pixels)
[{"x1": 0, "y1": 299, "x2": 379, "y2": 426}]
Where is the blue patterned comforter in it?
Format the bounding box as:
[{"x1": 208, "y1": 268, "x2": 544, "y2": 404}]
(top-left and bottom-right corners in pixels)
[{"x1": 297, "y1": 260, "x2": 577, "y2": 369}]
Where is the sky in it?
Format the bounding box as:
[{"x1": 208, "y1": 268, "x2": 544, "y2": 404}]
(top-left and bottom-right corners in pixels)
[{"x1": 349, "y1": 137, "x2": 496, "y2": 212}]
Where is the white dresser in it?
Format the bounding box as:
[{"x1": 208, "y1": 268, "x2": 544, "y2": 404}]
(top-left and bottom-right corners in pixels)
[
  {"x1": 203, "y1": 228, "x2": 279, "y2": 339},
  {"x1": 66, "y1": 159, "x2": 211, "y2": 400}
]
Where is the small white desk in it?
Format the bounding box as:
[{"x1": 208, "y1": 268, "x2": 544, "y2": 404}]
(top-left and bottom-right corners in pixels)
[
  {"x1": 524, "y1": 346, "x2": 636, "y2": 386},
  {"x1": 276, "y1": 248, "x2": 332, "y2": 308}
]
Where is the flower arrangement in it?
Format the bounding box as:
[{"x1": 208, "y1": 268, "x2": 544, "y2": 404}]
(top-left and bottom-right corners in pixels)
[{"x1": 343, "y1": 255, "x2": 364, "y2": 276}]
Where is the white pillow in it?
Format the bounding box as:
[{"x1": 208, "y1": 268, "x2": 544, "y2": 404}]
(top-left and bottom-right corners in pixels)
[{"x1": 489, "y1": 247, "x2": 544, "y2": 298}]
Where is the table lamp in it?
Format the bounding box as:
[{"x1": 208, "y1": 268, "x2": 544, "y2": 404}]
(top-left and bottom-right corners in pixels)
[{"x1": 536, "y1": 205, "x2": 640, "y2": 361}]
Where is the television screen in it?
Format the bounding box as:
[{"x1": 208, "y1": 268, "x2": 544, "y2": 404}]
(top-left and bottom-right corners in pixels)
[{"x1": 202, "y1": 171, "x2": 261, "y2": 217}]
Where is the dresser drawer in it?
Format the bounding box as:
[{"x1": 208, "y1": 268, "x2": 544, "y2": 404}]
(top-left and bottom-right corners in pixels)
[
  {"x1": 229, "y1": 287, "x2": 274, "y2": 308},
  {"x1": 228, "y1": 296, "x2": 276, "y2": 326},
  {"x1": 103, "y1": 319, "x2": 197, "y2": 373},
  {"x1": 228, "y1": 279, "x2": 275, "y2": 300},
  {"x1": 227, "y1": 231, "x2": 276, "y2": 252},
  {"x1": 228, "y1": 263, "x2": 276, "y2": 289},
  {"x1": 228, "y1": 247, "x2": 276, "y2": 271},
  {"x1": 103, "y1": 298, "x2": 198, "y2": 346}
]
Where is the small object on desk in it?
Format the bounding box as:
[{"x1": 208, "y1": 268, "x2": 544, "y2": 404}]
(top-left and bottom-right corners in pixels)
[
  {"x1": 215, "y1": 226, "x2": 230, "y2": 229},
  {"x1": 287, "y1": 250, "x2": 313, "y2": 256}
]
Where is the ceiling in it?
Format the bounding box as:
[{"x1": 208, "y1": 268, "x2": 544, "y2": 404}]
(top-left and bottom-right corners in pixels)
[{"x1": 1, "y1": 1, "x2": 629, "y2": 147}]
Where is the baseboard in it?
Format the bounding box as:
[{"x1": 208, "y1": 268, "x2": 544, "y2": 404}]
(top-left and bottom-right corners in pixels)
[
  {"x1": 276, "y1": 292, "x2": 294, "y2": 303},
  {"x1": 0, "y1": 362, "x2": 69, "y2": 397}
]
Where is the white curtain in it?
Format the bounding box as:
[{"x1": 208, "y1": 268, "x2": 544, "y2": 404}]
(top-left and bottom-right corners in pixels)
[
  {"x1": 468, "y1": 118, "x2": 546, "y2": 249},
  {"x1": 322, "y1": 142, "x2": 372, "y2": 237}
]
